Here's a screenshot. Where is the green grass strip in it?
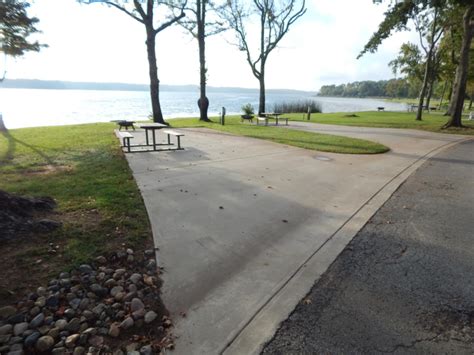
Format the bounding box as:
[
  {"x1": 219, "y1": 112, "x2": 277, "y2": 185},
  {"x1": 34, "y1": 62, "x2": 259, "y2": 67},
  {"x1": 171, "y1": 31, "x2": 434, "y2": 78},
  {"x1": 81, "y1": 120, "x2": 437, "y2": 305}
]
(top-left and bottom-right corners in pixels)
[{"x1": 170, "y1": 116, "x2": 389, "y2": 154}]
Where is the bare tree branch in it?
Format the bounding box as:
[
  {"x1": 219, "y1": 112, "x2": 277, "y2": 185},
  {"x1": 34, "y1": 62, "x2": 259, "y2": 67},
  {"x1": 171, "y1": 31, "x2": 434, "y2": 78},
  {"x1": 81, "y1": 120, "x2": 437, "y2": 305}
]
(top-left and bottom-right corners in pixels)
[{"x1": 102, "y1": 1, "x2": 145, "y2": 23}]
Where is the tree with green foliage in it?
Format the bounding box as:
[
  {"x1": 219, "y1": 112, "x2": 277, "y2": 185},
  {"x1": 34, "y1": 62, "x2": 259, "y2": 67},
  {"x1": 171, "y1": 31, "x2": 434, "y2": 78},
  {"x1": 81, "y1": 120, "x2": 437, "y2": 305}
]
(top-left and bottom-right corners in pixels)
[
  {"x1": 170, "y1": 0, "x2": 225, "y2": 122},
  {"x1": 221, "y1": 0, "x2": 306, "y2": 115},
  {"x1": 82, "y1": 0, "x2": 186, "y2": 124},
  {"x1": 361, "y1": 0, "x2": 473, "y2": 128},
  {"x1": 0, "y1": 0, "x2": 45, "y2": 81}
]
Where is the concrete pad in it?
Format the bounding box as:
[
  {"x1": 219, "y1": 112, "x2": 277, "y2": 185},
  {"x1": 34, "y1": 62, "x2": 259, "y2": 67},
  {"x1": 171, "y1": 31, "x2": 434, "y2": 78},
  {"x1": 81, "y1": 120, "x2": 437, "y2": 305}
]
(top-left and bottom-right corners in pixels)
[{"x1": 124, "y1": 125, "x2": 467, "y2": 354}]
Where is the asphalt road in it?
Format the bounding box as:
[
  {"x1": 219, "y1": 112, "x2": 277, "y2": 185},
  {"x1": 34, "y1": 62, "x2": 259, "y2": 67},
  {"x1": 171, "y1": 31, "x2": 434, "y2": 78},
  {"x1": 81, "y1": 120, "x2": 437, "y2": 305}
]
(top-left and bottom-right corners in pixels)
[{"x1": 263, "y1": 139, "x2": 474, "y2": 354}]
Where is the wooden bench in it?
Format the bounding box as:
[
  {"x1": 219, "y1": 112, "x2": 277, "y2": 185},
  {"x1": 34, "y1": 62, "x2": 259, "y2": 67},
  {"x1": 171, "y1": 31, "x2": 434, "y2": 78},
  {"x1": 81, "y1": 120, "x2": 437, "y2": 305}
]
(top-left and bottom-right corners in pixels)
[
  {"x1": 162, "y1": 129, "x2": 184, "y2": 150},
  {"x1": 116, "y1": 131, "x2": 134, "y2": 152},
  {"x1": 377, "y1": 107, "x2": 385, "y2": 111}
]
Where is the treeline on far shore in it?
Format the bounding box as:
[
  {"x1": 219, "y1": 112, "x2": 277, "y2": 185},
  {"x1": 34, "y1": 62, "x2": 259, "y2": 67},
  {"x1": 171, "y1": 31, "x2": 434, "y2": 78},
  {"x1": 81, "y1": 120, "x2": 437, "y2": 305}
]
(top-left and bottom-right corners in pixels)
[{"x1": 319, "y1": 79, "x2": 434, "y2": 99}]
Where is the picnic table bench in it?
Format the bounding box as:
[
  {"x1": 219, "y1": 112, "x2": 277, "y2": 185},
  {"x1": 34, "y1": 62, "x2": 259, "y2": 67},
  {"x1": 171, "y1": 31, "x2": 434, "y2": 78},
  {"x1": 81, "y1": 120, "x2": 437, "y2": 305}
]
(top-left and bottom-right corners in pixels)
[
  {"x1": 257, "y1": 113, "x2": 288, "y2": 126},
  {"x1": 377, "y1": 107, "x2": 385, "y2": 111},
  {"x1": 162, "y1": 129, "x2": 185, "y2": 150},
  {"x1": 116, "y1": 131, "x2": 134, "y2": 152}
]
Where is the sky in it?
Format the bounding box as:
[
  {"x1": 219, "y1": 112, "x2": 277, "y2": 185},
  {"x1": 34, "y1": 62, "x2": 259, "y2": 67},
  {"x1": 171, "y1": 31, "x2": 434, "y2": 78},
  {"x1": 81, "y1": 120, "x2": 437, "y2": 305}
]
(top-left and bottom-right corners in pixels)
[{"x1": 4, "y1": 0, "x2": 419, "y2": 92}]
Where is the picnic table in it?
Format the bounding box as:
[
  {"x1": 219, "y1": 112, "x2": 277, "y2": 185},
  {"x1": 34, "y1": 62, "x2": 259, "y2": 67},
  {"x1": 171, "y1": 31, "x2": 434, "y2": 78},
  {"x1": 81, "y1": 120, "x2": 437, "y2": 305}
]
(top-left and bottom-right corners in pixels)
[
  {"x1": 139, "y1": 123, "x2": 167, "y2": 151},
  {"x1": 258, "y1": 113, "x2": 288, "y2": 126}
]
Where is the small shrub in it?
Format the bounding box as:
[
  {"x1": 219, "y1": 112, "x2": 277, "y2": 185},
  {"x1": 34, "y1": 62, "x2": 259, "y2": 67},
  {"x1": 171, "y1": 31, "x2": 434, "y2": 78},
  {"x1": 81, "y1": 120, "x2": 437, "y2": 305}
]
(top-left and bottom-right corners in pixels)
[
  {"x1": 273, "y1": 100, "x2": 322, "y2": 114},
  {"x1": 241, "y1": 103, "x2": 255, "y2": 115}
]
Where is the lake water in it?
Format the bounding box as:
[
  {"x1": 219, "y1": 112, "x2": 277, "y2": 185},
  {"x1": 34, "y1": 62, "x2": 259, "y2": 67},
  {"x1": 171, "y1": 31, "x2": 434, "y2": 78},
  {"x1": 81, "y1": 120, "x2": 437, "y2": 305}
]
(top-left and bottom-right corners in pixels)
[{"x1": 0, "y1": 88, "x2": 408, "y2": 129}]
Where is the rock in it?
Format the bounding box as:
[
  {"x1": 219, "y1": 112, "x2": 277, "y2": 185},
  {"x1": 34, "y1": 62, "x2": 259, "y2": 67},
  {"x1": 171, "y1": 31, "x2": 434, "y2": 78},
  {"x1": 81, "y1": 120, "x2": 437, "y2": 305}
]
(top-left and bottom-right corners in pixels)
[
  {"x1": 140, "y1": 344, "x2": 152, "y2": 355},
  {"x1": 114, "y1": 292, "x2": 125, "y2": 302},
  {"x1": 38, "y1": 325, "x2": 51, "y2": 335},
  {"x1": 35, "y1": 335, "x2": 54, "y2": 352},
  {"x1": 110, "y1": 286, "x2": 123, "y2": 297},
  {"x1": 123, "y1": 292, "x2": 136, "y2": 302},
  {"x1": 0, "y1": 345, "x2": 9, "y2": 353},
  {"x1": 129, "y1": 273, "x2": 142, "y2": 284},
  {"x1": 59, "y1": 278, "x2": 71, "y2": 288},
  {"x1": 8, "y1": 343, "x2": 23, "y2": 352},
  {"x1": 64, "y1": 308, "x2": 76, "y2": 319},
  {"x1": 29, "y1": 307, "x2": 40, "y2": 317},
  {"x1": 29, "y1": 313, "x2": 44, "y2": 328},
  {"x1": 45, "y1": 295, "x2": 59, "y2": 308},
  {"x1": 144, "y1": 311, "x2": 157, "y2": 324},
  {"x1": 88, "y1": 335, "x2": 103, "y2": 347},
  {"x1": 130, "y1": 298, "x2": 145, "y2": 313},
  {"x1": 82, "y1": 311, "x2": 94, "y2": 321},
  {"x1": 44, "y1": 316, "x2": 54, "y2": 325},
  {"x1": 143, "y1": 275, "x2": 155, "y2": 286},
  {"x1": 69, "y1": 299, "x2": 81, "y2": 310},
  {"x1": 104, "y1": 279, "x2": 116, "y2": 288},
  {"x1": 79, "y1": 298, "x2": 89, "y2": 310},
  {"x1": 119, "y1": 317, "x2": 134, "y2": 330},
  {"x1": 126, "y1": 248, "x2": 134, "y2": 255},
  {"x1": 91, "y1": 304, "x2": 105, "y2": 316},
  {"x1": 128, "y1": 284, "x2": 138, "y2": 293},
  {"x1": 145, "y1": 259, "x2": 156, "y2": 270},
  {"x1": 144, "y1": 249, "x2": 154, "y2": 257},
  {"x1": 127, "y1": 255, "x2": 134, "y2": 263},
  {"x1": 95, "y1": 256, "x2": 107, "y2": 264},
  {"x1": 6, "y1": 350, "x2": 23, "y2": 355},
  {"x1": 0, "y1": 324, "x2": 12, "y2": 335},
  {"x1": 0, "y1": 306, "x2": 17, "y2": 319},
  {"x1": 7, "y1": 313, "x2": 25, "y2": 324},
  {"x1": 8, "y1": 335, "x2": 22, "y2": 344},
  {"x1": 73, "y1": 346, "x2": 85, "y2": 355},
  {"x1": 125, "y1": 343, "x2": 138, "y2": 352},
  {"x1": 108, "y1": 323, "x2": 120, "y2": 338},
  {"x1": 54, "y1": 319, "x2": 67, "y2": 330},
  {"x1": 132, "y1": 308, "x2": 146, "y2": 320},
  {"x1": 89, "y1": 284, "x2": 107, "y2": 297},
  {"x1": 82, "y1": 328, "x2": 96, "y2": 336},
  {"x1": 24, "y1": 332, "x2": 41, "y2": 348},
  {"x1": 0, "y1": 334, "x2": 11, "y2": 344},
  {"x1": 114, "y1": 269, "x2": 126, "y2": 277},
  {"x1": 13, "y1": 322, "x2": 28, "y2": 336},
  {"x1": 51, "y1": 347, "x2": 67, "y2": 355},
  {"x1": 47, "y1": 327, "x2": 60, "y2": 339},
  {"x1": 65, "y1": 334, "x2": 79, "y2": 348},
  {"x1": 34, "y1": 297, "x2": 46, "y2": 307},
  {"x1": 78, "y1": 264, "x2": 93, "y2": 274},
  {"x1": 66, "y1": 318, "x2": 81, "y2": 333},
  {"x1": 36, "y1": 287, "x2": 47, "y2": 296}
]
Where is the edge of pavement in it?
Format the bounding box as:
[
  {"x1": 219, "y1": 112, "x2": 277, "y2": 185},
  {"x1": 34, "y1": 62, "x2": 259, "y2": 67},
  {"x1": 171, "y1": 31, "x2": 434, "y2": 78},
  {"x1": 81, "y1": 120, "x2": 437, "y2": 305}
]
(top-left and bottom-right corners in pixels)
[{"x1": 221, "y1": 136, "x2": 472, "y2": 355}]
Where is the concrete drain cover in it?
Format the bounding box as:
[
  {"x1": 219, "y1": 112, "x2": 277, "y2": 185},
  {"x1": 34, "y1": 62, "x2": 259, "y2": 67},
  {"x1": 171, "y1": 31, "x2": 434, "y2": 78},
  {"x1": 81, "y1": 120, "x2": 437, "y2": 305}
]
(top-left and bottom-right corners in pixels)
[{"x1": 314, "y1": 155, "x2": 332, "y2": 161}]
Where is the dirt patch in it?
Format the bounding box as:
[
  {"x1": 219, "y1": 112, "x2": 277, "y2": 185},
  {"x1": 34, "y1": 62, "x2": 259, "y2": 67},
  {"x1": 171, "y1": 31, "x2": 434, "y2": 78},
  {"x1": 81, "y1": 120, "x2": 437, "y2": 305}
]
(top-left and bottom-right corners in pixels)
[{"x1": 22, "y1": 164, "x2": 73, "y2": 176}]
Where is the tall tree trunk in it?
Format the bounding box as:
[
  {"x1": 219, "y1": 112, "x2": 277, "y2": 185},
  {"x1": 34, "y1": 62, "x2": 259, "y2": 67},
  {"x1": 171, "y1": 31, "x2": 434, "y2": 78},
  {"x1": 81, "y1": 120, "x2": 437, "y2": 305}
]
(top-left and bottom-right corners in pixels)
[
  {"x1": 146, "y1": 26, "x2": 165, "y2": 124},
  {"x1": 197, "y1": 0, "x2": 210, "y2": 122},
  {"x1": 444, "y1": 5, "x2": 473, "y2": 128},
  {"x1": 416, "y1": 57, "x2": 430, "y2": 120},
  {"x1": 425, "y1": 79, "x2": 434, "y2": 110},
  {"x1": 258, "y1": 75, "x2": 266, "y2": 115},
  {"x1": 438, "y1": 81, "x2": 447, "y2": 110}
]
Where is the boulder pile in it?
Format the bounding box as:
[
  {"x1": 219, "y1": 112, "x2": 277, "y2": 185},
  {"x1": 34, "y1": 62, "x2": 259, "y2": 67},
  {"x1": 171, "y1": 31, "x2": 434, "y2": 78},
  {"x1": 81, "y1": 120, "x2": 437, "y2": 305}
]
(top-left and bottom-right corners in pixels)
[{"x1": 0, "y1": 248, "x2": 172, "y2": 354}]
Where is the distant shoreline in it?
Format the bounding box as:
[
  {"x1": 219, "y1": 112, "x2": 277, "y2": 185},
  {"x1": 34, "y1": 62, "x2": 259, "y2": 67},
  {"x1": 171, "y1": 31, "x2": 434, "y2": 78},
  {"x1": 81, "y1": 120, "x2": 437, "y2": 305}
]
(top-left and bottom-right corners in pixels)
[{"x1": 0, "y1": 79, "x2": 314, "y2": 95}]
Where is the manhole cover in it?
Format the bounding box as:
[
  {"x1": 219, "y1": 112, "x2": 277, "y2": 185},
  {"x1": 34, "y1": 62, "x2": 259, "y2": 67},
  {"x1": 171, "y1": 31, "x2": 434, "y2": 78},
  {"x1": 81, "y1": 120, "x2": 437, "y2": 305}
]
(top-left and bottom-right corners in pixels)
[{"x1": 313, "y1": 155, "x2": 332, "y2": 161}]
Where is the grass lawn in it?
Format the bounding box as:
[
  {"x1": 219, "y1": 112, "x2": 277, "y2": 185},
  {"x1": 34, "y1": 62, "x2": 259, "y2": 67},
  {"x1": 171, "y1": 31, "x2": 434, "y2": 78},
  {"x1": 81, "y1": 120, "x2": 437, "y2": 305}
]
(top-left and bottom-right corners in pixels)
[
  {"x1": 285, "y1": 111, "x2": 474, "y2": 135},
  {"x1": 169, "y1": 115, "x2": 389, "y2": 154},
  {"x1": 0, "y1": 123, "x2": 151, "y2": 304}
]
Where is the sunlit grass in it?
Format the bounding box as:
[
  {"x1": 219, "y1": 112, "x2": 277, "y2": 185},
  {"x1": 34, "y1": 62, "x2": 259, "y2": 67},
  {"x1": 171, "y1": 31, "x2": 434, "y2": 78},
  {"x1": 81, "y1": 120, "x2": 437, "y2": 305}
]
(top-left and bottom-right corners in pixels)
[
  {"x1": 0, "y1": 123, "x2": 151, "y2": 266},
  {"x1": 169, "y1": 115, "x2": 389, "y2": 154}
]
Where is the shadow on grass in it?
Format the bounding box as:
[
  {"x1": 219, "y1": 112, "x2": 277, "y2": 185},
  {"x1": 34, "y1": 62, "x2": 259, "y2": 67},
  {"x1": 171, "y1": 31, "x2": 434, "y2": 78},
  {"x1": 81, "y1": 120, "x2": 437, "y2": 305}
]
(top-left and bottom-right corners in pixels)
[{"x1": 0, "y1": 117, "x2": 54, "y2": 166}]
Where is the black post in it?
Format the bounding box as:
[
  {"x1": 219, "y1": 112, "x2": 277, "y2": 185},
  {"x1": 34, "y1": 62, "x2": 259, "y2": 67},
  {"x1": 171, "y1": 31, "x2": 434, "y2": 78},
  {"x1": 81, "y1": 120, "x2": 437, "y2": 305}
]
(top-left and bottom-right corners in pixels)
[{"x1": 221, "y1": 107, "x2": 226, "y2": 125}]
